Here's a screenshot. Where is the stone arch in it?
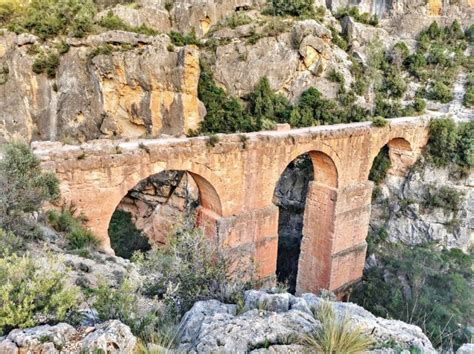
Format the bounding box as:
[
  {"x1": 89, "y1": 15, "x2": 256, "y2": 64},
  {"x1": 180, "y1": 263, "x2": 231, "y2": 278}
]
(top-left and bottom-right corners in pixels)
[
  {"x1": 272, "y1": 150, "x2": 339, "y2": 293},
  {"x1": 106, "y1": 169, "x2": 223, "y2": 255},
  {"x1": 368, "y1": 137, "x2": 415, "y2": 180}
]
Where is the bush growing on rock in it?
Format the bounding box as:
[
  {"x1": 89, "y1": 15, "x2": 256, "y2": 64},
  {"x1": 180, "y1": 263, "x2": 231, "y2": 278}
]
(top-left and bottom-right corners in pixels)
[
  {"x1": 0, "y1": 141, "x2": 59, "y2": 238},
  {"x1": 48, "y1": 209, "x2": 99, "y2": 250},
  {"x1": 265, "y1": 0, "x2": 316, "y2": 18},
  {"x1": 93, "y1": 278, "x2": 162, "y2": 341},
  {"x1": 423, "y1": 185, "x2": 463, "y2": 212},
  {"x1": 426, "y1": 118, "x2": 473, "y2": 167},
  {"x1": 0, "y1": 252, "x2": 78, "y2": 335},
  {"x1": 134, "y1": 222, "x2": 254, "y2": 315},
  {"x1": 6, "y1": 0, "x2": 96, "y2": 39}
]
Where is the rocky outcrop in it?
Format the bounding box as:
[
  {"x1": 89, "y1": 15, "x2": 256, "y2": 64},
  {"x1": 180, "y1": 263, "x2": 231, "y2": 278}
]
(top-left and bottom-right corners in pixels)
[
  {"x1": 99, "y1": 0, "x2": 266, "y2": 37},
  {"x1": 0, "y1": 320, "x2": 136, "y2": 353},
  {"x1": 0, "y1": 31, "x2": 204, "y2": 143},
  {"x1": 370, "y1": 163, "x2": 473, "y2": 250},
  {"x1": 208, "y1": 19, "x2": 351, "y2": 102},
  {"x1": 177, "y1": 290, "x2": 435, "y2": 353}
]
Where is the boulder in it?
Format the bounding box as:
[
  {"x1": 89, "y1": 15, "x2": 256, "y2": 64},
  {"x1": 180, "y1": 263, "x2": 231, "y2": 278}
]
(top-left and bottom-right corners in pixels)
[
  {"x1": 177, "y1": 291, "x2": 435, "y2": 353},
  {"x1": 0, "y1": 323, "x2": 77, "y2": 354},
  {"x1": 81, "y1": 320, "x2": 136, "y2": 353}
]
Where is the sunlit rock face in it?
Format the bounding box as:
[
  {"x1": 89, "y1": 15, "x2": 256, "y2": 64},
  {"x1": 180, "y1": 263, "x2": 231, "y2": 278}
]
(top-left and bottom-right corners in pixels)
[{"x1": 0, "y1": 32, "x2": 204, "y2": 144}]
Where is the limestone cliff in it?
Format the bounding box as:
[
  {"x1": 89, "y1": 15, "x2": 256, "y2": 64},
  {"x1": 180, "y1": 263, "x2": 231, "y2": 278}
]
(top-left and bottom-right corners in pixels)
[{"x1": 0, "y1": 31, "x2": 204, "y2": 143}]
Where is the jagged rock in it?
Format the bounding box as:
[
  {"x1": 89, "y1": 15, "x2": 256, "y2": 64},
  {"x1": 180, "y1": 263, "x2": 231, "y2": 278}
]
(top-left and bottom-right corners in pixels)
[
  {"x1": 81, "y1": 320, "x2": 136, "y2": 353},
  {"x1": 244, "y1": 290, "x2": 294, "y2": 313},
  {"x1": 0, "y1": 323, "x2": 77, "y2": 354},
  {"x1": 457, "y1": 343, "x2": 474, "y2": 354},
  {"x1": 177, "y1": 291, "x2": 435, "y2": 353}
]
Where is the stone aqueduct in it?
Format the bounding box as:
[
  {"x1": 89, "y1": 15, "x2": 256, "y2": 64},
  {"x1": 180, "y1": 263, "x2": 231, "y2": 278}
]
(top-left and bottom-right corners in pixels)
[{"x1": 34, "y1": 116, "x2": 430, "y2": 294}]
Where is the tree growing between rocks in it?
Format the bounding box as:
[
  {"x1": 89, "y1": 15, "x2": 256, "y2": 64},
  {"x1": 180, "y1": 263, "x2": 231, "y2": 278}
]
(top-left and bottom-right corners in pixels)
[{"x1": 0, "y1": 141, "x2": 59, "y2": 238}]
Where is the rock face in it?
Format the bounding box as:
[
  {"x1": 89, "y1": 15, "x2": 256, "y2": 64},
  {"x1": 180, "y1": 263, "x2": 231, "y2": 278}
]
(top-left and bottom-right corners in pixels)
[
  {"x1": 117, "y1": 170, "x2": 200, "y2": 244},
  {"x1": 177, "y1": 290, "x2": 435, "y2": 353},
  {"x1": 370, "y1": 163, "x2": 473, "y2": 250},
  {"x1": 0, "y1": 31, "x2": 203, "y2": 143},
  {"x1": 0, "y1": 320, "x2": 136, "y2": 353},
  {"x1": 209, "y1": 19, "x2": 351, "y2": 102}
]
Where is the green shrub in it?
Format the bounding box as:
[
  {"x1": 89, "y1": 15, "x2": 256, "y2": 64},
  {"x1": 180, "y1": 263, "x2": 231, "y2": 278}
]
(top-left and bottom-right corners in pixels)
[
  {"x1": 134, "y1": 222, "x2": 253, "y2": 315},
  {"x1": 369, "y1": 145, "x2": 391, "y2": 184},
  {"x1": 0, "y1": 253, "x2": 78, "y2": 335},
  {"x1": 372, "y1": 116, "x2": 388, "y2": 127},
  {"x1": 32, "y1": 52, "x2": 60, "y2": 78},
  {"x1": 108, "y1": 210, "x2": 151, "y2": 259},
  {"x1": 412, "y1": 97, "x2": 426, "y2": 113},
  {"x1": 265, "y1": 0, "x2": 315, "y2": 18},
  {"x1": 0, "y1": 228, "x2": 23, "y2": 256},
  {"x1": 328, "y1": 25, "x2": 348, "y2": 51},
  {"x1": 196, "y1": 65, "x2": 253, "y2": 134},
  {"x1": 423, "y1": 185, "x2": 463, "y2": 212},
  {"x1": 426, "y1": 118, "x2": 459, "y2": 167},
  {"x1": 427, "y1": 81, "x2": 453, "y2": 103},
  {"x1": 302, "y1": 302, "x2": 374, "y2": 353},
  {"x1": 7, "y1": 0, "x2": 96, "y2": 39},
  {"x1": 93, "y1": 278, "x2": 160, "y2": 340},
  {"x1": 0, "y1": 142, "x2": 59, "y2": 237},
  {"x1": 381, "y1": 68, "x2": 407, "y2": 99},
  {"x1": 169, "y1": 30, "x2": 201, "y2": 46},
  {"x1": 327, "y1": 69, "x2": 345, "y2": 85},
  {"x1": 222, "y1": 12, "x2": 252, "y2": 29},
  {"x1": 48, "y1": 210, "x2": 99, "y2": 250},
  {"x1": 335, "y1": 7, "x2": 378, "y2": 26},
  {"x1": 351, "y1": 241, "x2": 473, "y2": 350},
  {"x1": 245, "y1": 76, "x2": 291, "y2": 126},
  {"x1": 98, "y1": 11, "x2": 158, "y2": 36},
  {"x1": 463, "y1": 72, "x2": 474, "y2": 107},
  {"x1": 457, "y1": 120, "x2": 474, "y2": 166}
]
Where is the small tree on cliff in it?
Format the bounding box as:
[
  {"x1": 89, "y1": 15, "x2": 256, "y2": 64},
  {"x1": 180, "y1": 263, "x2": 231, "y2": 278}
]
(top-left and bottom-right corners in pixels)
[{"x1": 0, "y1": 141, "x2": 59, "y2": 237}]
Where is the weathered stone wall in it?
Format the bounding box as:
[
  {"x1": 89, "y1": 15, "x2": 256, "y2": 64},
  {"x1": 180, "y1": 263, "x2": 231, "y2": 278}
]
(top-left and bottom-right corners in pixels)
[{"x1": 34, "y1": 117, "x2": 430, "y2": 293}]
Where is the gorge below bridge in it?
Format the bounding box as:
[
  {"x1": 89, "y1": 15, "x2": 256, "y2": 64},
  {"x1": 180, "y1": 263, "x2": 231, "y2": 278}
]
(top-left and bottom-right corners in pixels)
[{"x1": 34, "y1": 116, "x2": 431, "y2": 295}]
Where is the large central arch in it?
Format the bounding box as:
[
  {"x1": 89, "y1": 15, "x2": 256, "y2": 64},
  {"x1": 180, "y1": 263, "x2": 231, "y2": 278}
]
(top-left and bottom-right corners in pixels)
[{"x1": 273, "y1": 150, "x2": 340, "y2": 294}]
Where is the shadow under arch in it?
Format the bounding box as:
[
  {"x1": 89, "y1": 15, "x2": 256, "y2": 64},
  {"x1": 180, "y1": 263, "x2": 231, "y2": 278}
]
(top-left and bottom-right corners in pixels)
[
  {"x1": 107, "y1": 169, "x2": 223, "y2": 258},
  {"x1": 272, "y1": 150, "x2": 339, "y2": 293}
]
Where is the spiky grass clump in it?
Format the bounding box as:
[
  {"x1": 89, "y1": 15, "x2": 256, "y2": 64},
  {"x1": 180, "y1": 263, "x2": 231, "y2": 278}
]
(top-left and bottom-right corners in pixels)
[{"x1": 302, "y1": 302, "x2": 374, "y2": 353}]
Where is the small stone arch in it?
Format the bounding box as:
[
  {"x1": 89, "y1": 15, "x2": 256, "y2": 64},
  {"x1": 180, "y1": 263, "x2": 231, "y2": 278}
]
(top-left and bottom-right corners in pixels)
[{"x1": 369, "y1": 137, "x2": 415, "y2": 180}]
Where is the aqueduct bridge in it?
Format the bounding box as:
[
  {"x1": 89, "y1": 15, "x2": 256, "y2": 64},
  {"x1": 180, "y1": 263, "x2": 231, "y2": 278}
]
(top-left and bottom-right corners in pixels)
[{"x1": 33, "y1": 116, "x2": 430, "y2": 294}]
